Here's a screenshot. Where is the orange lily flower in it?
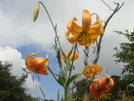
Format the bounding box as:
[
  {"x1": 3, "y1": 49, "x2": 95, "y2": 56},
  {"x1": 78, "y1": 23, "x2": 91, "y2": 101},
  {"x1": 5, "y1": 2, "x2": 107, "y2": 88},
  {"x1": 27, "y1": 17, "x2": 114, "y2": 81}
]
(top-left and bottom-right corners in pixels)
[
  {"x1": 82, "y1": 64, "x2": 102, "y2": 77},
  {"x1": 89, "y1": 74, "x2": 114, "y2": 98},
  {"x1": 24, "y1": 52, "x2": 48, "y2": 75},
  {"x1": 64, "y1": 10, "x2": 104, "y2": 46},
  {"x1": 61, "y1": 52, "x2": 79, "y2": 61}
]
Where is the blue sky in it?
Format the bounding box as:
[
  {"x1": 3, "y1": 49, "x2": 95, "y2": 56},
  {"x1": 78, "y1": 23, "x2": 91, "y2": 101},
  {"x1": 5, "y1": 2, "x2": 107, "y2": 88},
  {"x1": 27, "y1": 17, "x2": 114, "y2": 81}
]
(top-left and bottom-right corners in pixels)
[{"x1": 0, "y1": 0, "x2": 134, "y2": 100}]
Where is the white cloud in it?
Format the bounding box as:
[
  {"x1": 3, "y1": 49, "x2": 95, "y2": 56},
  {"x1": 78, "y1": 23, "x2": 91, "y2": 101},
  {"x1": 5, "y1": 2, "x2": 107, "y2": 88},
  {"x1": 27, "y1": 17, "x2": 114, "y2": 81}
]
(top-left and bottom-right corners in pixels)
[
  {"x1": 0, "y1": 46, "x2": 25, "y2": 76},
  {"x1": 23, "y1": 75, "x2": 41, "y2": 97},
  {"x1": 0, "y1": 0, "x2": 133, "y2": 52}
]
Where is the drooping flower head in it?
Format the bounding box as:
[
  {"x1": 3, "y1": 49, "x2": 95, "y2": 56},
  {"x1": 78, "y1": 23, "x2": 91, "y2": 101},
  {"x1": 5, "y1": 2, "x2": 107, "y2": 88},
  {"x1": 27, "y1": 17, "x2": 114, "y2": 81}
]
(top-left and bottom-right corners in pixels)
[
  {"x1": 65, "y1": 10, "x2": 104, "y2": 46},
  {"x1": 24, "y1": 52, "x2": 48, "y2": 75},
  {"x1": 82, "y1": 64, "x2": 102, "y2": 77},
  {"x1": 89, "y1": 74, "x2": 114, "y2": 98}
]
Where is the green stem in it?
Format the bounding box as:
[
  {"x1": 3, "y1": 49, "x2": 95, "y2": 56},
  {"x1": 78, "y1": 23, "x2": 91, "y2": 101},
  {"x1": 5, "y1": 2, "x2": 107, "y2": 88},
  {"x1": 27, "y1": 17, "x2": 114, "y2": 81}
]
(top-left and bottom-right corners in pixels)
[
  {"x1": 47, "y1": 66, "x2": 58, "y2": 82},
  {"x1": 39, "y1": 1, "x2": 62, "y2": 50},
  {"x1": 64, "y1": 87, "x2": 68, "y2": 101},
  {"x1": 68, "y1": 43, "x2": 77, "y2": 79}
]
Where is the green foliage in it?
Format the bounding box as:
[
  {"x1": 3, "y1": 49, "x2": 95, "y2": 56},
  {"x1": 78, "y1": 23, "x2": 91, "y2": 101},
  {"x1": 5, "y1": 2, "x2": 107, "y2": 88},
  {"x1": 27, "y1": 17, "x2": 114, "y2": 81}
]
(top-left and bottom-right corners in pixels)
[
  {"x1": 111, "y1": 75, "x2": 127, "y2": 100},
  {"x1": 113, "y1": 30, "x2": 134, "y2": 74},
  {"x1": 0, "y1": 61, "x2": 34, "y2": 101},
  {"x1": 66, "y1": 74, "x2": 81, "y2": 87},
  {"x1": 75, "y1": 79, "x2": 87, "y2": 94},
  {"x1": 72, "y1": 79, "x2": 88, "y2": 101},
  {"x1": 110, "y1": 75, "x2": 134, "y2": 101},
  {"x1": 113, "y1": 29, "x2": 134, "y2": 100}
]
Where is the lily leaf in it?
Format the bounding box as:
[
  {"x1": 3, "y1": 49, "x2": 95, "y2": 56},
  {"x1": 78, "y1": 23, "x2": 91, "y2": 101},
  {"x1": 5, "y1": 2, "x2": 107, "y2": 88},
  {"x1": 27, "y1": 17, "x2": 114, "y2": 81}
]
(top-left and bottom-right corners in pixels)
[
  {"x1": 66, "y1": 73, "x2": 81, "y2": 87},
  {"x1": 57, "y1": 77, "x2": 65, "y2": 87}
]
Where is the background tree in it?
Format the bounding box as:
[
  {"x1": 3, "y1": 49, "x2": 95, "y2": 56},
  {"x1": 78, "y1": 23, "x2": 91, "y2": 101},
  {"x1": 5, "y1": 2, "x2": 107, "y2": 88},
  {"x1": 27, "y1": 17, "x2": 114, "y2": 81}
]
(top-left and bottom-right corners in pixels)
[
  {"x1": 113, "y1": 30, "x2": 134, "y2": 74},
  {"x1": 72, "y1": 79, "x2": 88, "y2": 101},
  {"x1": 0, "y1": 61, "x2": 35, "y2": 101},
  {"x1": 113, "y1": 30, "x2": 134, "y2": 98}
]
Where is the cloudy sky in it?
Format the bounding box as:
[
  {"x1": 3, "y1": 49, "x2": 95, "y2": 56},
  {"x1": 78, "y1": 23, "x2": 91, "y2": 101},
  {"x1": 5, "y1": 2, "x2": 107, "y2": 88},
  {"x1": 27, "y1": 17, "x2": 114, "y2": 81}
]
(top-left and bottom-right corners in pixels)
[{"x1": 0, "y1": 0, "x2": 134, "y2": 100}]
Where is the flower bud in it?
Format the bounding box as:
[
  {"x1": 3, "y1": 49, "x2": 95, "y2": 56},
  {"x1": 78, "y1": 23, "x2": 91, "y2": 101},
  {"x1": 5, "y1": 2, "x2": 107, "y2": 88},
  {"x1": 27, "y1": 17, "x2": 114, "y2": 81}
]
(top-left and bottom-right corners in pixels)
[{"x1": 33, "y1": 3, "x2": 40, "y2": 21}]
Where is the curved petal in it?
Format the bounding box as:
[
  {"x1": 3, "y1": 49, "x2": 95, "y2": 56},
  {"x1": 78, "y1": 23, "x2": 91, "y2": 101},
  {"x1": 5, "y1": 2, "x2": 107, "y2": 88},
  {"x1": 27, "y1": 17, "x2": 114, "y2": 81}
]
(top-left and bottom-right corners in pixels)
[
  {"x1": 64, "y1": 30, "x2": 78, "y2": 43},
  {"x1": 86, "y1": 15, "x2": 104, "y2": 45},
  {"x1": 91, "y1": 64, "x2": 102, "y2": 75},
  {"x1": 67, "y1": 17, "x2": 82, "y2": 37},
  {"x1": 92, "y1": 15, "x2": 104, "y2": 35},
  {"x1": 82, "y1": 10, "x2": 91, "y2": 32},
  {"x1": 88, "y1": 15, "x2": 104, "y2": 39},
  {"x1": 25, "y1": 62, "x2": 34, "y2": 70},
  {"x1": 35, "y1": 68, "x2": 49, "y2": 75},
  {"x1": 25, "y1": 52, "x2": 40, "y2": 71},
  {"x1": 36, "y1": 58, "x2": 48, "y2": 69},
  {"x1": 102, "y1": 74, "x2": 114, "y2": 92},
  {"x1": 30, "y1": 58, "x2": 43, "y2": 66},
  {"x1": 82, "y1": 66, "x2": 93, "y2": 77},
  {"x1": 25, "y1": 52, "x2": 39, "y2": 61}
]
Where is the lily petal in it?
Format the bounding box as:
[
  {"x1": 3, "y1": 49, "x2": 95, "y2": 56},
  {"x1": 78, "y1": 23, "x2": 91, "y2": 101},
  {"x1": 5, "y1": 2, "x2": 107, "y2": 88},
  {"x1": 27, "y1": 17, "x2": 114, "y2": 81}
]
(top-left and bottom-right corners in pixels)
[
  {"x1": 64, "y1": 30, "x2": 78, "y2": 43},
  {"x1": 88, "y1": 15, "x2": 104, "y2": 39},
  {"x1": 67, "y1": 17, "x2": 82, "y2": 37},
  {"x1": 92, "y1": 15, "x2": 104, "y2": 35},
  {"x1": 102, "y1": 74, "x2": 114, "y2": 92},
  {"x1": 25, "y1": 52, "x2": 39, "y2": 61},
  {"x1": 35, "y1": 69, "x2": 48, "y2": 75},
  {"x1": 34, "y1": 57, "x2": 48, "y2": 69},
  {"x1": 91, "y1": 65, "x2": 102, "y2": 75},
  {"x1": 83, "y1": 66, "x2": 93, "y2": 77},
  {"x1": 82, "y1": 10, "x2": 91, "y2": 32}
]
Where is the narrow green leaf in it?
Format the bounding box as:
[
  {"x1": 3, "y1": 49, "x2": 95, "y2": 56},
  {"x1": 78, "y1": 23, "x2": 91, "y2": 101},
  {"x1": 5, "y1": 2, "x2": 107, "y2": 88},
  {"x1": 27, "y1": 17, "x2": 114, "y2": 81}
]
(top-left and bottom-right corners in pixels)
[
  {"x1": 57, "y1": 77, "x2": 65, "y2": 87},
  {"x1": 66, "y1": 73, "x2": 81, "y2": 87}
]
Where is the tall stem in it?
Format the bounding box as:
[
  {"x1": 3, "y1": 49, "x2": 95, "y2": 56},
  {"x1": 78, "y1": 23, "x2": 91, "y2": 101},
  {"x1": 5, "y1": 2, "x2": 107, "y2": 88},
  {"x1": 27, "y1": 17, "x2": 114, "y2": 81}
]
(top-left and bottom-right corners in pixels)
[{"x1": 39, "y1": 1, "x2": 63, "y2": 50}]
